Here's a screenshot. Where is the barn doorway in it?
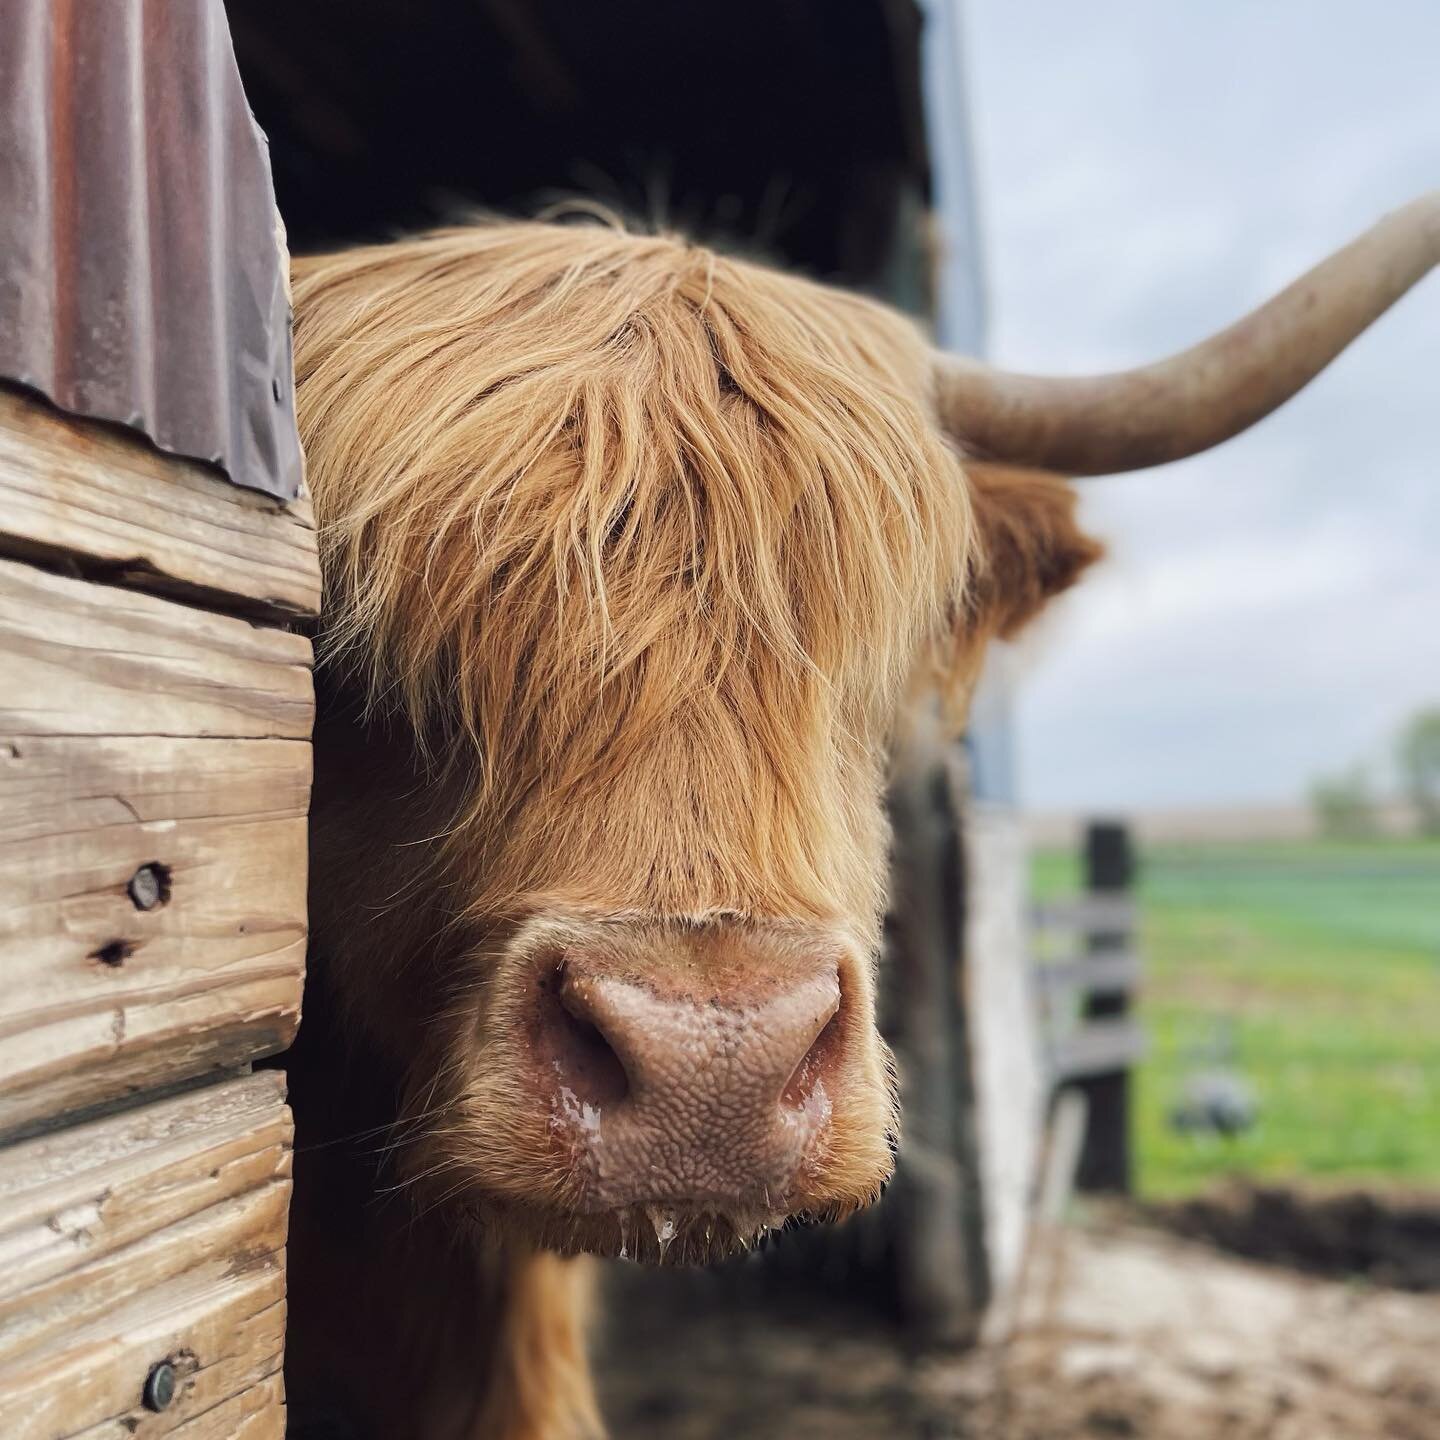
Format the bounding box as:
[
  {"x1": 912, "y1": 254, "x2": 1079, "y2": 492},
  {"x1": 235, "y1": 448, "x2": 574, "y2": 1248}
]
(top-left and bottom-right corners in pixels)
[{"x1": 230, "y1": 0, "x2": 990, "y2": 1350}]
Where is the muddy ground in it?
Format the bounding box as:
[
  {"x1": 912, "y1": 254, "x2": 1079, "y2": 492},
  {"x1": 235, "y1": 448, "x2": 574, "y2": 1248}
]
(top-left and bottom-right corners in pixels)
[
  {"x1": 1145, "y1": 1183, "x2": 1440, "y2": 1290},
  {"x1": 597, "y1": 1188, "x2": 1440, "y2": 1439}
]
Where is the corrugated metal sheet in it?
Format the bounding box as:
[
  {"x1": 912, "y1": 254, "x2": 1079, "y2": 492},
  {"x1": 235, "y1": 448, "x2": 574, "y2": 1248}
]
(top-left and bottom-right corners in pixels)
[{"x1": 0, "y1": 0, "x2": 302, "y2": 499}]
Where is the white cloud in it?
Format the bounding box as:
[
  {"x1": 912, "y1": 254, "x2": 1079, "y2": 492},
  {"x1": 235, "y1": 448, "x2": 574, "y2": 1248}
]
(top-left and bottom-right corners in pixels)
[{"x1": 964, "y1": 0, "x2": 1440, "y2": 812}]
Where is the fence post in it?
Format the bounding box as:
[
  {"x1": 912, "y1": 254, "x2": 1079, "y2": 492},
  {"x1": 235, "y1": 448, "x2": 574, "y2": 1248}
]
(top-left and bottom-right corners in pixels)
[
  {"x1": 883, "y1": 704, "x2": 990, "y2": 1344},
  {"x1": 1075, "y1": 820, "x2": 1136, "y2": 1192}
]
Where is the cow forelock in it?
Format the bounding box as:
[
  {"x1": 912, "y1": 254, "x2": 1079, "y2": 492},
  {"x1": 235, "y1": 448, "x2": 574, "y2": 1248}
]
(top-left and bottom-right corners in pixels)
[{"x1": 293, "y1": 220, "x2": 975, "y2": 923}]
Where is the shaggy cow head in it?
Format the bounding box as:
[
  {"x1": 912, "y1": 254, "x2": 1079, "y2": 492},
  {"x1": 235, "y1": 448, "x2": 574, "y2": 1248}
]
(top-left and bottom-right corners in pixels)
[{"x1": 291, "y1": 195, "x2": 1437, "y2": 1262}]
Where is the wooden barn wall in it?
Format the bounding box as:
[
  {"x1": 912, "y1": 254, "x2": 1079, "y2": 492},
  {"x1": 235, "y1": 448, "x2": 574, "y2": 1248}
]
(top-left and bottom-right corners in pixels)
[{"x1": 0, "y1": 385, "x2": 320, "y2": 1438}]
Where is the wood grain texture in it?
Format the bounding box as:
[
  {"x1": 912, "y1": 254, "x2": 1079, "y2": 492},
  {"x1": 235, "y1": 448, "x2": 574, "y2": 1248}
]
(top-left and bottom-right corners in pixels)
[
  {"x1": 0, "y1": 558, "x2": 314, "y2": 742},
  {"x1": 0, "y1": 734, "x2": 309, "y2": 1138},
  {"x1": 0, "y1": 387, "x2": 320, "y2": 622},
  {"x1": 0, "y1": 1073, "x2": 291, "y2": 1438},
  {"x1": 68, "y1": 1375, "x2": 286, "y2": 1440},
  {"x1": 0, "y1": 389, "x2": 315, "y2": 1427}
]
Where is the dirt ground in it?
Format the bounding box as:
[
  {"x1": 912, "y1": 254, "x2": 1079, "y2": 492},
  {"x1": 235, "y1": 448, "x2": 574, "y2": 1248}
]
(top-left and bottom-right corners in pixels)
[
  {"x1": 598, "y1": 1192, "x2": 1440, "y2": 1439},
  {"x1": 1145, "y1": 1184, "x2": 1440, "y2": 1291}
]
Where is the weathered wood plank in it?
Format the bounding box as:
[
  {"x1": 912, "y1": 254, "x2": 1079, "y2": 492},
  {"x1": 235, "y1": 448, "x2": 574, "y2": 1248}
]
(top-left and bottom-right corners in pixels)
[
  {"x1": 0, "y1": 386, "x2": 320, "y2": 622},
  {"x1": 0, "y1": 736, "x2": 308, "y2": 1138},
  {"x1": 0, "y1": 1073, "x2": 292, "y2": 1349},
  {"x1": 0, "y1": 1074, "x2": 290, "y2": 1438},
  {"x1": 10, "y1": 1269, "x2": 287, "y2": 1440},
  {"x1": 1033, "y1": 950, "x2": 1143, "y2": 998},
  {"x1": 1050, "y1": 1019, "x2": 1147, "y2": 1082},
  {"x1": 0, "y1": 558, "x2": 313, "y2": 741},
  {"x1": 1030, "y1": 894, "x2": 1137, "y2": 935},
  {"x1": 69, "y1": 1373, "x2": 286, "y2": 1439}
]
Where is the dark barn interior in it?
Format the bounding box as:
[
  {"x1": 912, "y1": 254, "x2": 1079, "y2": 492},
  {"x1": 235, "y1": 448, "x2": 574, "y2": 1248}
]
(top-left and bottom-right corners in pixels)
[{"x1": 230, "y1": 0, "x2": 935, "y2": 307}]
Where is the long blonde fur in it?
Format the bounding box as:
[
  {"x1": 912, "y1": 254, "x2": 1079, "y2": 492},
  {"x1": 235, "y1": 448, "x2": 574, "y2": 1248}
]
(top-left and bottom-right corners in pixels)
[{"x1": 293, "y1": 219, "x2": 975, "y2": 924}]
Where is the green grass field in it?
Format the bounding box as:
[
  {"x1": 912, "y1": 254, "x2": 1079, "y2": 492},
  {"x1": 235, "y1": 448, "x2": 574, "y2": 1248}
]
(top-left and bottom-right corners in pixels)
[{"x1": 1031, "y1": 838, "x2": 1440, "y2": 1198}]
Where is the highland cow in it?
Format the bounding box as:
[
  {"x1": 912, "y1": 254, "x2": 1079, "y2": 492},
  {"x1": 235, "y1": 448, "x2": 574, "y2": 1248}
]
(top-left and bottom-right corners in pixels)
[{"x1": 283, "y1": 196, "x2": 1437, "y2": 1438}]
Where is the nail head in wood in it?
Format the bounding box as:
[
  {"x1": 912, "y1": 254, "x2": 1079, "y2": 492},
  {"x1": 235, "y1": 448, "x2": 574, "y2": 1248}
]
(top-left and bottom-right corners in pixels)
[
  {"x1": 143, "y1": 1360, "x2": 177, "y2": 1412},
  {"x1": 127, "y1": 862, "x2": 169, "y2": 911}
]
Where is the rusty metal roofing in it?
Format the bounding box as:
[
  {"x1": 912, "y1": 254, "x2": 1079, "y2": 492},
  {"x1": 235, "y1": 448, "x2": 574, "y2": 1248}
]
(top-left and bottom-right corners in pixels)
[{"x1": 0, "y1": 0, "x2": 302, "y2": 499}]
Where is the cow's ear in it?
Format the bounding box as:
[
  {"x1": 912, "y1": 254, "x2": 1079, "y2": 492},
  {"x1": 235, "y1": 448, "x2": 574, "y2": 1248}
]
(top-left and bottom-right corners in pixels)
[
  {"x1": 964, "y1": 462, "x2": 1104, "y2": 641},
  {"x1": 925, "y1": 463, "x2": 1104, "y2": 721}
]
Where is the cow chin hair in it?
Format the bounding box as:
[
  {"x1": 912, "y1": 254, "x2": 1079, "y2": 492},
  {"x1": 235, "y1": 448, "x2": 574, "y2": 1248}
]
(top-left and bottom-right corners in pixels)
[
  {"x1": 459, "y1": 1192, "x2": 883, "y2": 1268},
  {"x1": 395, "y1": 1022, "x2": 902, "y2": 1269}
]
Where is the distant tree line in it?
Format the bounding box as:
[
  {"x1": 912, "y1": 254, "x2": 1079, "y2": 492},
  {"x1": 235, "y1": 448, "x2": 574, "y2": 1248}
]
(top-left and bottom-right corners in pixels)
[{"x1": 1310, "y1": 707, "x2": 1440, "y2": 839}]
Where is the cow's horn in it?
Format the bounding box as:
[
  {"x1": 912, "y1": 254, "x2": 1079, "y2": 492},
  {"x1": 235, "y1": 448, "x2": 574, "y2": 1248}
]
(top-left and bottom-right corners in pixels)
[{"x1": 934, "y1": 190, "x2": 1440, "y2": 476}]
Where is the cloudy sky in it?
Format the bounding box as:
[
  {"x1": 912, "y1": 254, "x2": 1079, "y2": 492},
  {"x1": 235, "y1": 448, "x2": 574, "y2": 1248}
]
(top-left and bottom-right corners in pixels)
[{"x1": 961, "y1": 1, "x2": 1439, "y2": 813}]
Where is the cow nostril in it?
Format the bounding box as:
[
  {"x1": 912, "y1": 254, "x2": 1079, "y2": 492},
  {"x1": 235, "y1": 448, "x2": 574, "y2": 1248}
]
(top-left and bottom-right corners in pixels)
[
  {"x1": 537, "y1": 967, "x2": 630, "y2": 1108},
  {"x1": 780, "y1": 986, "x2": 845, "y2": 1110}
]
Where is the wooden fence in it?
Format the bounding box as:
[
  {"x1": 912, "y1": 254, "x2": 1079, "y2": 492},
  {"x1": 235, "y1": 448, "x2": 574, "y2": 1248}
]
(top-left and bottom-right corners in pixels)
[{"x1": 1031, "y1": 821, "x2": 1145, "y2": 1193}]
